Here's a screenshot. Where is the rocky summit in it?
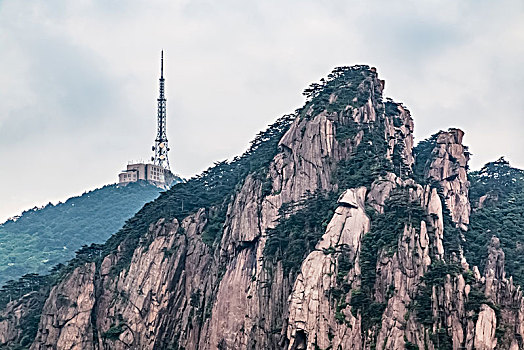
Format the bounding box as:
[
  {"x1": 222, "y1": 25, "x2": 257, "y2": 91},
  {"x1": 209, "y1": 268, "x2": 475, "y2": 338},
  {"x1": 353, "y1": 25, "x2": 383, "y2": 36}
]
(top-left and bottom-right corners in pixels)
[{"x1": 1, "y1": 65, "x2": 523, "y2": 350}]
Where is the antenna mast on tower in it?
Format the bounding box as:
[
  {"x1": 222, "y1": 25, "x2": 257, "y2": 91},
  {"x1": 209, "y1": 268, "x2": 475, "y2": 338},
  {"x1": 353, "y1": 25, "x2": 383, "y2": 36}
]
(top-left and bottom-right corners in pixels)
[{"x1": 152, "y1": 50, "x2": 171, "y2": 170}]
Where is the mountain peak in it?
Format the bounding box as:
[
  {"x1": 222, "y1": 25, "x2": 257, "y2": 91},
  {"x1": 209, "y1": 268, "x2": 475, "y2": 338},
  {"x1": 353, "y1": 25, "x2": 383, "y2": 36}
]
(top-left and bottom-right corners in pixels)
[{"x1": 1, "y1": 67, "x2": 524, "y2": 350}]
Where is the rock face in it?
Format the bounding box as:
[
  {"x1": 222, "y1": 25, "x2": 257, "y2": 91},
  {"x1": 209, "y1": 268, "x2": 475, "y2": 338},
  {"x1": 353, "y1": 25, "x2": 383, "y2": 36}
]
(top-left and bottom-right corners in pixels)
[
  {"x1": 425, "y1": 128, "x2": 471, "y2": 231},
  {"x1": 286, "y1": 187, "x2": 369, "y2": 349},
  {"x1": 0, "y1": 293, "x2": 43, "y2": 348},
  {"x1": 1, "y1": 65, "x2": 523, "y2": 350},
  {"x1": 31, "y1": 263, "x2": 96, "y2": 350}
]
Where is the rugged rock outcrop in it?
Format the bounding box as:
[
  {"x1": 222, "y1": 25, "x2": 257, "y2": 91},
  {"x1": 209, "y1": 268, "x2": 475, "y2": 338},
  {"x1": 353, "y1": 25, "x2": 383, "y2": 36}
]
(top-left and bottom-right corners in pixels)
[
  {"x1": 425, "y1": 128, "x2": 471, "y2": 231},
  {"x1": 286, "y1": 187, "x2": 369, "y2": 349},
  {"x1": 31, "y1": 263, "x2": 96, "y2": 349},
  {"x1": 1, "y1": 65, "x2": 523, "y2": 350},
  {"x1": 0, "y1": 293, "x2": 42, "y2": 347}
]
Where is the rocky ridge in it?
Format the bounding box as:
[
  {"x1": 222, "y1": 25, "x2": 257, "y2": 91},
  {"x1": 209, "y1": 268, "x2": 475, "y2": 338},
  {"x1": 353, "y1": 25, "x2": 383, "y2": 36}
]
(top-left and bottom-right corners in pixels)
[{"x1": 0, "y1": 66, "x2": 523, "y2": 350}]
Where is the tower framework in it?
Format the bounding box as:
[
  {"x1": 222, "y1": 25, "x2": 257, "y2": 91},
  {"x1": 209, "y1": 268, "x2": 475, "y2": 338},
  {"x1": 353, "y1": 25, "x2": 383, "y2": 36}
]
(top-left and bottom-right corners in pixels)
[{"x1": 152, "y1": 50, "x2": 171, "y2": 170}]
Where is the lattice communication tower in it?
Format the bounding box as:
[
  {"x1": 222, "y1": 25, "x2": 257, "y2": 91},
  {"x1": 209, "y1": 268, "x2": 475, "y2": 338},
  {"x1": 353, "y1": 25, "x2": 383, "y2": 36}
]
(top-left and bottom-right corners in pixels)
[{"x1": 151, "y1": 50, "x2": 171, "y2": 171}]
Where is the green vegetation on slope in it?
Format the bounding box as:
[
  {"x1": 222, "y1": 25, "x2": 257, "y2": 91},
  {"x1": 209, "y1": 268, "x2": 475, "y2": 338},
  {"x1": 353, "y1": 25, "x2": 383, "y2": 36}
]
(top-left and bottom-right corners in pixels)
[
  {"x1": 413, "y1": 261, "x2": 463, "y2": 326},
  {"x1": 0, "y1": 181, "x2": 163, "y2": 286},
  {"x1": 464, "y1": 158, "x2": 524, "y2": 286},
  {"x1": 264, "y1": 191, "x2": 339, "y2": 274},
  {"x1": 300, "y1": 65, "x2": 382, "y2": 117},
  {"x1": 264, "y1": 68, "x2": 421, "y2": 333},
  {"x1": 0, "y1": 114, "x2": 295, "y2": 348},
  {"x1": 360, "y1": 187, "x2": 426, "y2": 293},
  {"x1": 412, "y1": 132, "x2": 439, "y2": 184},
  {"x1": 334, "y1": 123, "x2": 393, "y2": 190},
  {"x1": 264, "y1": 67, "x2": 424, "y2": 341},
  {"x1": 265, "y1": 65, "x2": 396, "y2": 277},
  {"x1": 0, "y1": 273, "x2": 51, "y2": 346},
  {"x1": 412, "y1": 134, "x2": 464, "y2": 261},
  {"x1": 413, "y1": 260, "x2": 502, "y2": 349},
  {"x1": 413, "y1": 261, "x2": 465, "y2": 349},
  {"x1": 64, "y1": 114, "x2": 296, "y2": 278}
]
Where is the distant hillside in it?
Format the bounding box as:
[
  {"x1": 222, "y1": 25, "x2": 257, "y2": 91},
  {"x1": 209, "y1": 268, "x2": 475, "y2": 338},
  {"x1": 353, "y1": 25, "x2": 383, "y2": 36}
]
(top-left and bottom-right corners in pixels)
[{"x1": 0, "y1": 181, "x2": 164, "y2": 286}]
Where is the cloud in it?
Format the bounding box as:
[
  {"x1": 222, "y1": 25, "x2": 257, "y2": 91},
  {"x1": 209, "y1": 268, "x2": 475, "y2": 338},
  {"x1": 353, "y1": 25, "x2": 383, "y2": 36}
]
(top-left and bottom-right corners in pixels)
[{"x1": 0, "y1": 0, "x2": 523, "y2": 221}]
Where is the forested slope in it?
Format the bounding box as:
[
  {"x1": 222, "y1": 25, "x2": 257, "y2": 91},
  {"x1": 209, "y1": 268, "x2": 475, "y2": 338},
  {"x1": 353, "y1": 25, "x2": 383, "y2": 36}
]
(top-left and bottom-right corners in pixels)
[
  {"x1": 0, "y1": 182, "x2": 164, "y2": 286},
  {"x1": 465, "y1": 158, "x2": 524, "y2": 286}
]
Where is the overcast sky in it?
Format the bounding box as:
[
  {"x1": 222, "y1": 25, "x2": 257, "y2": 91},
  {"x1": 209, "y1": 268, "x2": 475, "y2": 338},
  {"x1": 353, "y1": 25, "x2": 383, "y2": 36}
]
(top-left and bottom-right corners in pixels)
[{"x1": 0, "y1": 0, "x2": 523, "y2": 222}]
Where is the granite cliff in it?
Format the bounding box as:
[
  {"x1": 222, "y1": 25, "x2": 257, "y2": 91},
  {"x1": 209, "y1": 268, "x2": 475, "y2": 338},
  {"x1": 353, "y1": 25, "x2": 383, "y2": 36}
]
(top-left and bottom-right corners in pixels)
[{"x1": 1, "y1": 66, "x2": 523, "y2": 350}]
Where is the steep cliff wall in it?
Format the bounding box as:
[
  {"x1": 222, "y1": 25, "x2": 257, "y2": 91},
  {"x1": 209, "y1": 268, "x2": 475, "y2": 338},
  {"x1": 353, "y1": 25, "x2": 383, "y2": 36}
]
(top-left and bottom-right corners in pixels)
[
  {"x1": 1, "y1": 66, "x2": 523, "y2": 350},
  {"x1": 425, "y1": 128, "x2": 471, "y2": 231},
  {"x1": 0, "y1": 291, "x2": 45, "y2": 348}
]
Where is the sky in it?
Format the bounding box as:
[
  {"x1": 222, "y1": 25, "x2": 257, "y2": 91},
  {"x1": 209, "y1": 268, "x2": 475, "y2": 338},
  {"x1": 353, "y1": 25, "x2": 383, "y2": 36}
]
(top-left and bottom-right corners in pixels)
[{"x1": 0, "y1": 0, "x2": 523, "y2": 222}]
